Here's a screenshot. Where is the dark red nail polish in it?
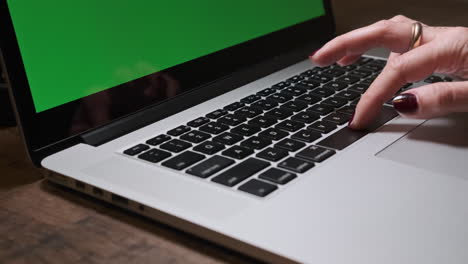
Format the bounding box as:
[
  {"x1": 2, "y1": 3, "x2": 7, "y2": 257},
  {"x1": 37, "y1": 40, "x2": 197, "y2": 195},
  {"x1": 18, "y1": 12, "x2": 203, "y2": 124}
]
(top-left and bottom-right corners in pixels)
[
  {"x1": 348, "y1": 111, "x2": 355, "y2": 127},
  {"x1": 393, "y1": 93, "x2": 418, "y2": 113}
]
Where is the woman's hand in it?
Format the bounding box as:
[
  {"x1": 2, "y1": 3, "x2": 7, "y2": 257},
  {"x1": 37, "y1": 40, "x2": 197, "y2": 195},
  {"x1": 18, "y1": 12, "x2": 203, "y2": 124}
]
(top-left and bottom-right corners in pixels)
[{"x1": 310, "y1": 15, "x2": 468, "y2": 130}]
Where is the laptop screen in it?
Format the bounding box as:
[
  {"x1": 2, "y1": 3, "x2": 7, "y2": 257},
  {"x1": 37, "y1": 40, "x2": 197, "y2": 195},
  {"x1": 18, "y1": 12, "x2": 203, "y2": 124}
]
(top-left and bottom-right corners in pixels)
[{"x1": 7, "y1": 0, "x2": 325, "y2": 113}]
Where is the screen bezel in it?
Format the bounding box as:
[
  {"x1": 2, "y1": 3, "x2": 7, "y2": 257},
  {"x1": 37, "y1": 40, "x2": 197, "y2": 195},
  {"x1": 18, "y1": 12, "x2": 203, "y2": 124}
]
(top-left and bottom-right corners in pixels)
[{"x1": 0, "y1": 0, "x2": 335, "y2": 166}]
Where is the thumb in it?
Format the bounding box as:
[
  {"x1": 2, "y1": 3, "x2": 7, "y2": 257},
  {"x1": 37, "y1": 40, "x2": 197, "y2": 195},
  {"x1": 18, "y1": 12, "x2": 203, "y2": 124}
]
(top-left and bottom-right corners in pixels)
[{"x1": 392, "y1": 81, "x2": 468, "y2": 119}]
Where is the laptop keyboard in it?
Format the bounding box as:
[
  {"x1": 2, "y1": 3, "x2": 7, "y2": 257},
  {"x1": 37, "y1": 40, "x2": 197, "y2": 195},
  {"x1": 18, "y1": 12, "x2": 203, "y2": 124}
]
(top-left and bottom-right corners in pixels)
[{"x1": 122, "y1": 57, "x2": 409, "y2": 198}]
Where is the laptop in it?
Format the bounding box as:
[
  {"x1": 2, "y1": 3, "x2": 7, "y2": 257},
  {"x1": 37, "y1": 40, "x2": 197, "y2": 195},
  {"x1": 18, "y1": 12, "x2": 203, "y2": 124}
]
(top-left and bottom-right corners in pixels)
[{"x1": 2, "y1": 1, "x2": 468, "y2": 263}]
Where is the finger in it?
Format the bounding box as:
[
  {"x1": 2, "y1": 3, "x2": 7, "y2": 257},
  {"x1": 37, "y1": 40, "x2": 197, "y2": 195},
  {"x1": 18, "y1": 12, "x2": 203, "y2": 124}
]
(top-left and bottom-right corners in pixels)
[
  {"x1": 311, "y1": 20, "x2": 435, "y2": 66},
  {"x1": 393, "y1": 81, "x2": 468, "y2": 119},
  {"x1": 337, "y1": 54, "x2": 362, "y2": 66},
  {"x1": 350, "y1": 41, "x2": 442, "y2": 129}
]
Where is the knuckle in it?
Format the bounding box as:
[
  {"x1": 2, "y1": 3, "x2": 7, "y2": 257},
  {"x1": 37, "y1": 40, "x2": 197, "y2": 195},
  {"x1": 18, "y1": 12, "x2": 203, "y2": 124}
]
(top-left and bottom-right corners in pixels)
[
  {"x1": 374, "y1": 19, "x2": 394, "y2": 33},
  {"x1": 437, "y1": 84, "x2": 457, "y2": 107},
  {"x1": 391, "y1": 15, "x2": 409, "y2": 22},
  {"x1": 386, "y1": 57, "x2": 406, "y2": 79}
]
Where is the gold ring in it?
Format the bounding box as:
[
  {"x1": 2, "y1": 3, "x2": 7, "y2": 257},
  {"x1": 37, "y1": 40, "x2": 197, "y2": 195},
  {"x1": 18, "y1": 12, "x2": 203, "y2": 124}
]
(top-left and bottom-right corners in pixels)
[{"x1": 408, "y1": 22, "x2": 423, "y2": 51}]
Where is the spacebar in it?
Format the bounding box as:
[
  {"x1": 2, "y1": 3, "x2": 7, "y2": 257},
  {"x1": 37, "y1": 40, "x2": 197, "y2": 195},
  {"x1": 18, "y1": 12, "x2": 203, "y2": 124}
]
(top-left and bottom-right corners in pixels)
[{"x1": 317, "y1": 106, "x2": 398, "y2": 150}]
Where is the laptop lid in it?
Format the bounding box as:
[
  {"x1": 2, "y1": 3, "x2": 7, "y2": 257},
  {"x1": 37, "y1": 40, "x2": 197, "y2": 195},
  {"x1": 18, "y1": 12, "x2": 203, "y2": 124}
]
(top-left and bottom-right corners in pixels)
[{"x1": 0, "y1": 0, "x2": 335, "y2": 166}]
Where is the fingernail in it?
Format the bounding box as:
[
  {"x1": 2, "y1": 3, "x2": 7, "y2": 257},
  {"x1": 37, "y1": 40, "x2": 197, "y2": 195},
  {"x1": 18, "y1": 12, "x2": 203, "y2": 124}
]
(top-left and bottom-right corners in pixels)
[
  {"x1": 393, "y1": 93, "x2": 418, "y2": 113},
  {"x1": 348, "y1": 111, "x2": 355, "y2": 127},
  {"x1": 309, "y1": 49, "x2": 320, "y2": 58}
]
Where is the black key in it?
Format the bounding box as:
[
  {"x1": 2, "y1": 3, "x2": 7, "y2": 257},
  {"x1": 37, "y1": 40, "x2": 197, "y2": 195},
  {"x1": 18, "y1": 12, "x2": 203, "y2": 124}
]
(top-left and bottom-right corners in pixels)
[
  {"x1": 425, "y1": 75, "x2": 443, "y2": 83},
  {"x1": 212, "y1": 158, "x2": 270, "y2": 187},
  {"x1": 349, "y1": 83, "x2": 369, "y2": 94},
  {"x1": 146, "y1": 134, "x2": 171, "y2": 146},
  {"x1": 443, "y1": 77, "x2": 453, "y2": 82},
  {"x1": 282, "y1": 87, "x2": 307, "y2": 97},
  {"x1": 180, "y1": 130, "x2": 211, "y2": 143},
  {"x1": 248, "y1": 115, "x2": 278, "y2": 128},
  {"x1": 323, "y1": 112, "x2": 352, "y2": 125},
  {"x1": 322, "y1": 68, "x2": 345, "y2": 77},
  {"x1": 239, "y1": 179, "x2": 278, "y2": 197},
  {"x1": 307, "y1": 104, "x2": 334, "y2": 116},
  {"x1": 272, "y1": 81, "x2": 291, "y2": 90},
  {"x1": 206, "y1": 109, "x2": 228, "y2": 119},
  {"x1": 199, "y1": 122, "x2": 229, "y2": 135},
  {"x1": 224, "y1": 102, "x2": 245, "y2": 111},
  {"x1": 257, "y1": 88, "x2": 277, "y2": 97},
  {"x1": 222, "y1": 145, "x2": 255, "y2": 160},
  {"x1": 296, "y1": 94, "x2": 321, "y2": 105},
  {"x1": 361, "y1": 64, "x2": 383, "y2": 72},
  {"x1": 231, "y1": 124, "x2": 261, "y2": 137},
  {"x1": 218, "y1": 114, "x2": 246, "y2": 126},
  {"x1": 275, "y1": 138, "x2": 306, "y2": 152},
  {"x1": 241, "y1": 136, "x2": 272, "y2": 150},
  {"x1": 349, "y1": 69, "x2": 372, "y2": 78},
  {"x1": 282, "y1": 100, "x2": 308, "y2": 112},
  {"x1": 162, "y1": 151, "x2": 205, "y2": 170},
  {"x1": 291, "y1": 129, "x2": 321, "y2": 143},
  {"x1": 138, "y1": 148, "x2": 172, "y2": 163},
  {"x1": 252, "y1": 99, "x2": 278, "y2": 111},
  {"x1": 241, "y1": 94, "x2": 262, "y2": 104},
  {"x1": 318, "y1": 106, "x2": 398, "y2": 150},
  {"x1": 337, "y1": 105, "x2": 356, "y2": 115},
  {"x1": 323, "y1": 81, "x2": 348, "y2": 91},
  {"x1": 278, "y1": 157, "x2": 314, "y2": 173},
  {"x1": 310, "y1": 87, "x2": 334, "y2": 98},
  {"x1": 187, "y1": 117, "x2": 210, "y2": 128},
  {"x1": 308, "y1": 74, "x2": 332, "y2": 83},
  {"x1": 296, "y1": 145, "x2": 336, "y2": 162},
  {"x1": 256, "y1": 147, "x2": 289, "y2": 162},
  {"x1": 400, "y1": 83, "x2": 413, "y2": 91},
  {"x1": 291, "y1": 112, "x2": 320, "y2": 124},
  {"x1": 193, "y1": 141, "x2": 226, "y2": 155},
  {"x1": 287, "y1": 75, "x2": 305, "y2": 83},
  {"x1": 336, "y1": 75, "x2": 360, "y2": 84},
  {"x1": 260, "y1": 168, "x2": 297, "y2": 185},
  {"x1": 300, "y1": 68, "x2": 321, "y2": 77},
  {"x1": 321, "y1": 97, "x2": 347, "y2": 108},
  {"x1": 265, "y1": 107, "x2": 294, "y2": 120},
  {"x1": 356, "y1": 57, "x2": 374, "y2": 65},
  {"x1": 276, "y1": 120, "x2": 305, "y2": 132},
  {"x1": 213, "y1": 132, "x2": 243, "y2": 145},
  {"x1": 160, "y1": 139, "x2": 192, "y2": 153},
  {"x1": 258, "y1": 128, "x2": 289, "y2": 141},
  {"x1": 187, "y1": 156, "x2": 235, "y2": 178},
  {"x1": 295, "y1": 80, "x2": 320, "y2": 89},
  {"x1": 369, "y1": 59, "x2": 386, "y2": 66},
  {"x1": 361, "y1": 75, "x2": 378, "y2": 85},
  {"x1": 335, "y1": 90, "x2": 360, "y2": 101},
  {"x1": 350, "y1": 98, "x2": 360, "y2": 106},
  {"x1": 308, "y1": 120, "x2": 337, "y2": 134},
  {"x1": 268, "y1": 93, "x2": 293, "y2": 103},
  {"x1": 124, "y1": 144, "x2": 150, "y2": 156},
  {"x1": 167, "y1": 125, "x2": 191, "y2": 136},
  {"x1": 234, "y1": 106, "x2": 263, "y2": 118}
]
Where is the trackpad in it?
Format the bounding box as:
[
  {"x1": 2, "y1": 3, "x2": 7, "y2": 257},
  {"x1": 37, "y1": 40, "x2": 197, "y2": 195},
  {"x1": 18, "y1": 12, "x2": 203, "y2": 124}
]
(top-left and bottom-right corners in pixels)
[{"x1": 377, "y1": 113, "x2": 468, "y2": 179}]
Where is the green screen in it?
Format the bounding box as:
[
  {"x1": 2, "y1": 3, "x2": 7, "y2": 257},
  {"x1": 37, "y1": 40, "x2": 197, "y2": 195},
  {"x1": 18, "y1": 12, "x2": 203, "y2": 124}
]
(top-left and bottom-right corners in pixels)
[{"x1": 7, "y1": 0, "x2": 325, "y2": 112}]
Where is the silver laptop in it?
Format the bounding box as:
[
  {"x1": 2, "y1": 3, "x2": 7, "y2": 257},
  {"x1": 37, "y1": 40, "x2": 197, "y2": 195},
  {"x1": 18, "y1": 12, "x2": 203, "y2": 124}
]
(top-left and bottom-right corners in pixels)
[{"x1": 2, "y1": 1, "x2": 468, "y2": 263}]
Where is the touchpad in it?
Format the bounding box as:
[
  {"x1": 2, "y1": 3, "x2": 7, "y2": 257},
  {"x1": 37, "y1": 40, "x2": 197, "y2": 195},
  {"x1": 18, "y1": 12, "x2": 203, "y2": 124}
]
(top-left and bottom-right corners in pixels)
[{"x1": 377, "y1": 113, "x2": 468, "y2": 179}]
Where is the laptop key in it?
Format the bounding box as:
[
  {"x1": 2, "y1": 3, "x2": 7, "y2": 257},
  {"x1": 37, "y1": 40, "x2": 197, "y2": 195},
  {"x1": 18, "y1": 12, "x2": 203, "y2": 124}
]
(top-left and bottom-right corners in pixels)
[
  {"x1": 162, "y1": 151, "x2": 205, "y2": 171},
  {"x1": 193, "y1": 141, "x2": 226, "y2": 155},
  {"x1": 222, "y1": 145, "x2": 254, "y2": 159},
  {"x1": 291, "y1": 112, "x2": 320, "y2": 124},
  {"x1": 310, "y1": 87, "x2": 334, "y2": 98},
  {"x1": 265, "y1": 107, "x2": 294, "y2": 120},
  {"x1": 322, "y1": 68, "x2": 345, "y2": 77},
  {"x1": 321, "y1": 97, "x2": 347, "y2": 108},
  {"x1": 296, "y1": 145, "x2": 336, "y2": 162},
  {"x1": 268, "y1": 93, "x2": 293, "y2": 103},
  {"x1": 146, "y1": 134, "x2": 171, "y2": 146},
  {"x1": 307, "y1": 104, "x2": 334, "y2": 116},
  {"x1": 275, "y1": 138, "x2": 306, "y2": 152},
  {"x1": 295, "y1": 80, "x2": 320, "y2": 89},
  {"x1": 291, "y1": 129, "x2": 321, "y2": 143},
  {"x1": 138, "y1": 148, "x2": 171, "y2": 163},
  {"x1": 282, "y1": 100, "x2": 308, "y2": 112},
  {"x1": 240, "y1": 136, "x2": 272, "y2": 150},
  {"x1": 187, "y1": 117, "x2": 210, "y2": 128},
  {"x1": 278, "y1": 157, "x2": 314, "y2": 173},
  {"x1": 248, "y1": 115, "x2": 278, "y2": 128},
  {"x1": 234, "y1": 106, "x2": 263, "y2": 118},
  {"x1": 348, "y1": 83, "x2": 369, "y2": 94},
  {"x1": 231, "y1": 124, "x2": 261, "y2": 137},
  {"x1": 258, "y1": 128, "x2": 289, "y2": 141},
  {"x1": 256, "y1": 147, "x2": 289, "y2": 162},
  {"x1": 199, "y1": 122, "x2": 229, "y2": 135},
  {"x1": 323, "y1": 112, "x2": 352, "y2": 125},
  {"x1": 167, "y1": 125, "x2": 191, "y2": 136},
  {"x1": 336, "y1": 75, "x2": 360, "y2": 84},
  {"x1": 218, "y1": 114, "x2": 246, "y2": 126},
  {"x1": 259, "y1": 168, "x2": 297, "y2": 185},
  {"x1": 272, "y1": 81, "x2": 291, "y2": 90},
  {"x1": 206, "y1": 109, "x2": 228, "y2": 119},
  {"x1": 287, "y1": 75, "x2": 305, "y2": 83},
  {"x1": 124, "y1": 144, "x2": 150, "y2": 156},
  {"x1": 308, "y1": 74, "x2": 332, "y2": 83},
  {"x1": 337, "y1": 105, "x2": 356, "y2": 115},
  {"x1": 180, "y1": 130, "x2": 211, "y2": 143},
  {"x1": 257, "y1": 88, "x2": 277, "y2": 97},
  {"x1": 187, "y1": 156, "x2": 235, "y2": 178},
  {"x1": 160, "y1": 139, "x2": 192, "y2": 153},
  {"x1": 224, "y1": 102, "x2": 245, "y2": 112},
  {"x1": 239, "y1": 179, "x2": 278, "y2": 197},
  {"x1": 296, "y1": 94, "x2": 321, "y2": 105},
  {"x1": 276, "y1": 120, "x2": 305, "y2": 132},
  {"x1": 349, "y1": 69, "x2": 372, "y2": 78},
  {"x1": 308, "y1": 120, "x2": 337, "y2": 134},
  {"x1": 213, "y1": 132, "x2": 243, "y2": 145},
  {"x1": 323, "y1": 81, "x2": 348, "y2": 91},
  {"x1": 212, "y1": 158, "x2": 270, "y2": 187},
  {"x1": 335, "y1": 90, "x2": 360, "y2": 101},
  {"x1": 282, "y1": 87, "x2": 307, "y2": 97},
  {"x1": 251, "y1": 99, "x2": 278, "y2": 111},
  {"x1": 240, "y1": 94, "x2": 262, "y2": 104}
]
